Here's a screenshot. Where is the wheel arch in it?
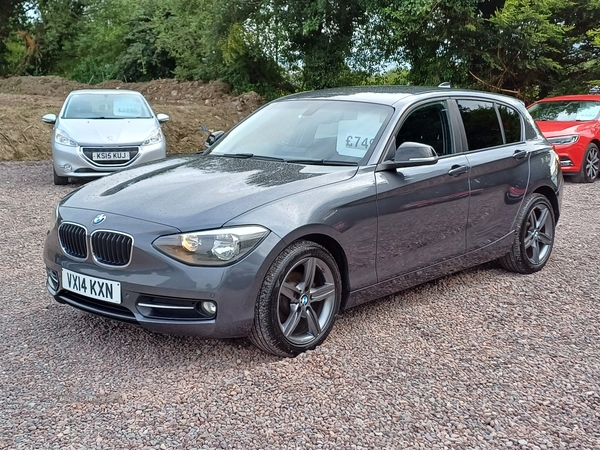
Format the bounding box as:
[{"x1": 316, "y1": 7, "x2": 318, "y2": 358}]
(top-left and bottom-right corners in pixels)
[
  {"x1": 291, "y1": 233, "x2": 351, "y2": 310},
  {"x1": 532, "y1": 185, "x2": 560, "y2": 223}
]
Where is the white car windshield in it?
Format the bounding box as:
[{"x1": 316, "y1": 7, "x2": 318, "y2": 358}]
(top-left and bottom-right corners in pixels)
[
  {"x1": 208, "y1": 100, "x2": 393, "y2": 164},
  {"x1": 62, "y1": 93, "x2": 153, "y2": 119}
]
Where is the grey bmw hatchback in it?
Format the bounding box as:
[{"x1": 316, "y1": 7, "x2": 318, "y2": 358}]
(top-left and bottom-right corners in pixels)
[{"x1": 44, "y1": 86, "x2": 563, "y2": 356}]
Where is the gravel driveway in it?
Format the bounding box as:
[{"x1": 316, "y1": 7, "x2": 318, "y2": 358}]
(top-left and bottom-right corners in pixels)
[{"x1": 1, "y1": 160, "x2": 599, "y2": 449}]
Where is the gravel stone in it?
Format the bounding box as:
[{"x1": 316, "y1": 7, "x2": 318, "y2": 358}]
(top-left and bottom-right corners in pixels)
[{"x1": 1, "y1": 160, "x2": 600, "y2": 449}]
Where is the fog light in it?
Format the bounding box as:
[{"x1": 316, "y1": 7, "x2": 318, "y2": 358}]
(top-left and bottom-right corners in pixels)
[
  {"x1": 60, "y1": 163, "x2": 72, "y2": 172},
  {"x1": 560, "y1": 158, "x2": 573, "y2": 167},
  {"x1": 200, "y1": 301, "x2": 217, "y2": 316}
]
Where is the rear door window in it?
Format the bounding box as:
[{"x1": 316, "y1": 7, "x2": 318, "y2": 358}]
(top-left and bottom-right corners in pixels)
[{"x1": 457, "y1": 100, "x2": 503, "y2": 151}]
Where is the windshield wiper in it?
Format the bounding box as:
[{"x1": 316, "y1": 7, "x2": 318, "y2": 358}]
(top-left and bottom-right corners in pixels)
[
  {"x1": 285, "y1": 159, "x2": 359, "y2": 166},
  {"x1": 217, "y1": 153, "x2": 285, "y2": 162}
]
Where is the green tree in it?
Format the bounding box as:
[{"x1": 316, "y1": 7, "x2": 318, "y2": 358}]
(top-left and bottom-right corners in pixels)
[
  {"x1": 0, "y1": 0, "x2": 33, "y2": 75},
  {"x1": 116, "y1": 0, "x2": 176, "y2": 81},
  {"x1": 32, "y1": 0, "x2": 88, "y2": 75},
  {"x1": 477, "y1": 0, "x2": 566, "y2": 100},
  {"x1": 270, "y1": 0, "x2": 370, "y2": 90}
]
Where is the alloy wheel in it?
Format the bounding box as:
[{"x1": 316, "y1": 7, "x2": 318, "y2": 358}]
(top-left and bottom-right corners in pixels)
[
  {"x1": 277, "y1": 256, "x2": 337, "y2": 345},
  {"x1": 523, "y1": 203, "x2": 554, "y2": 265},
  {"x1": 585, "y1": 146, "x2": 600, "y2": 180}
]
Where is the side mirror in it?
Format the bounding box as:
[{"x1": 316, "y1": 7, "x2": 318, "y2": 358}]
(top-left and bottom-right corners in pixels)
[
  {"x1": 376, "y1": 141, "x2": 438, "y2": 172},
  {"x1": 205, "y1": 130, "x2": 225, "y2": 149},
  {"x1": 394, "y1": 141, "x2": 438, "y2": 162},
  {"x1": 157, "y1": 113, "x2": 170, "y2": 123},
  {"x1": 42, "y1": 114, "x2": 56, "y2": 124}
]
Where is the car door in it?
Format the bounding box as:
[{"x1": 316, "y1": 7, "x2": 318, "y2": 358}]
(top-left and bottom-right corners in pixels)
[
  {"x1": 451, "y1": 98, "x2": 531, "y2": 252},
  {"x1": 375, "y1": 100, "x2": 471, "y2": 282}
]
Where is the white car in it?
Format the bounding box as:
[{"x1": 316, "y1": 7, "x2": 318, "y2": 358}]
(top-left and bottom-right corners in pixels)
[{"x1": 42, "y1": 89, "x2": 169, "y2": 185}]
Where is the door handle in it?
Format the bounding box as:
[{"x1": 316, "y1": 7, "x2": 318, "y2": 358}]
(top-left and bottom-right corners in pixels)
[
  {"x1": 448, "y1": 165, "x2": 468, "y2": 177},
  {"x1": 513, "y1": 150, "x2": 528, "y2": 160}
]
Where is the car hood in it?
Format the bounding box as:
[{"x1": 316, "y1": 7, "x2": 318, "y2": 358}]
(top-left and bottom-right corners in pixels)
[
  {"x1": 535, "y1": 120, "x2": 594, "y2": 137},
  {"x1": 62, "y1": 155, "x2": 359, "y2": 231},
  {"x1": 57, "y1": 118, "x2": 158, "y2": 145}
]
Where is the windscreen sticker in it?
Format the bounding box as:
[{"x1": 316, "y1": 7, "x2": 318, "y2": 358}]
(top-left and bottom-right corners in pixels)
[
  {"x1": 336, "y1": 117, "x2": 382, "y2": 157},
  {"x1": 113, "y1": 99, "x2": 143, "y2": 117}
]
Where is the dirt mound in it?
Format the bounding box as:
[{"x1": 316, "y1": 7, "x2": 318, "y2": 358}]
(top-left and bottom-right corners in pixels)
[{"x1": 0, "y1": 76, "x2": 265, "y2": 161}]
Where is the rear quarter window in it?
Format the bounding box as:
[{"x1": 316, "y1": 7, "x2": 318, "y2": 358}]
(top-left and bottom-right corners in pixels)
[{"x1": 498, "y1": 105, "x2": 523, "y2": 143}]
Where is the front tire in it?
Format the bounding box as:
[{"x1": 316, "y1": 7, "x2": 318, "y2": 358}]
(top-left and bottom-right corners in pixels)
[
  {"x1": 499, "y1": 193, "x2": 555, "y2": 274},
  {"x1": 573, "y1": 143, "x2": 599, "y2": 183},
  {"x1": 53, "y1": 167, "x2": 68, "y2": 185},
  {"x1": 249, "y1": 240, "x2": 342, "y2": 357}
]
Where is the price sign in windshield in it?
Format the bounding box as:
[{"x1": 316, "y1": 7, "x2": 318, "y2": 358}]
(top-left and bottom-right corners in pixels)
[
  {"x1": 345, "y1": 136, "x2": 374, "y2": 149},
  {"x1": 337, "y1": 118, "x2": 382, "y2": 157}
]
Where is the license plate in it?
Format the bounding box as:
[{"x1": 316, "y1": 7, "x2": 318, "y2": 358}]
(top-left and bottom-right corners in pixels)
[
  {"x1": 61, "y1": 269, "x2": 121, "y2": 304},
  {"x1": 92, "y1": 152, "x2": 130, "y2": 161}
]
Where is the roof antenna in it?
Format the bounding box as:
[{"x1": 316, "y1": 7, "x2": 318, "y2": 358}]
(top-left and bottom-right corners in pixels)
[{"x1": 438, "y1": 82, "x2": 451, "y2": 88}]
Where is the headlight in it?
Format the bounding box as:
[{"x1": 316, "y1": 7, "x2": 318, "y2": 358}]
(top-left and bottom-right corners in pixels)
[
  {"x1": 547, "y1": 135, "x2": 579, "y2": 145},
  {"x1": 142, "y1": 128, "x2": 163, "y2": 145},
  {"x1": 153, "y1": 225, "x2": 269, "y2": 266},
  {"x1": 55, "y1": 130, "x2": 78, "y2": 146}
]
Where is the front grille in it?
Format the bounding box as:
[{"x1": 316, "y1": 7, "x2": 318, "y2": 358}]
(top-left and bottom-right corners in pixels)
[
  {"x1": 81, "y1": 146, "x2": 139, "y2": 165},
  {"x1": 58, "y1": 223, "x2": 88, "y2": 259},
  {"x1": 91, "y1": 231, "x2": 133, "y2": 266}
]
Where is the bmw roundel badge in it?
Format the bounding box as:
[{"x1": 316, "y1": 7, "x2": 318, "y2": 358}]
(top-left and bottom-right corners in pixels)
[{"x1": 92, "y1": 214, "x2": 107, "y2": 225}]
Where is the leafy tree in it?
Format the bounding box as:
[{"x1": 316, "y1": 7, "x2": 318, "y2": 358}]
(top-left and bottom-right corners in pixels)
[
  {"x1": 0, "y1": 0, "x2": 31, "y2": 75},
  {"x1": 116, "y1": 0, "x2": 176, "y2": 82},
  {"x1": 269, "y1": 0, "x2": 370, "y2": 90},
  {"x1": 379, "y1": 0, "x2": 599, "y2": 101},
  {"x1": 68, "y1": 0, "x2": 129, "y2": 83},
  {"x1": 477, "y1": 0, "x2": 566, "y2": 100},
  {"x1": 2, "y1": 0, "x2": 600, "y2": 101},
  {"x1": 32, "y1": 0, "x2": 88, "y2": 75},
  {"x1": 552, "y1": 0, "x2": 600, "y2": 95}
]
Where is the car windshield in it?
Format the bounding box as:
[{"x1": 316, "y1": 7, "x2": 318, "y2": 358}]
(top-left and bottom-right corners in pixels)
[
  {"x1": 62, "y1": 93, "x2": 152, "y2": 119},
  {"x1": 207, "y1": 100, "x2": 393, "y2": 164},
  {"x1": 528, "y1": 100, "x2": 600, "y2": 122}
]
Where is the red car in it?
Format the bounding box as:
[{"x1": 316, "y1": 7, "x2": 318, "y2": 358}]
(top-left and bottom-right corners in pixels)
[{"x1": 528, "y1": 95, "x2": 600, "y2": 182}]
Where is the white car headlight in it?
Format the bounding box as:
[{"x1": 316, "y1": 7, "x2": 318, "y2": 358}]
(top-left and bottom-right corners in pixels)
[
  {"x1": 153, "y1": 225, "x2": 269, "y2": 266},
  {"x1": 142, "y1": 128, "x2": 163, "y2": 146},
  {"x1": 547, "y1": 134, "x2": 579, "y2": 145},
  {"x1": 55, "y1": 129, "x2": 78, "y2": 146}
]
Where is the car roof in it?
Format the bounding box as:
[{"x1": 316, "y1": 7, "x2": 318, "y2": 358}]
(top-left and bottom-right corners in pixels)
[
  {"x1": 276, "y1": 85, "x2": 523, "y2": 107},
  {"x1": 67, "y1": 89, "x2": 142, "y2": 96},
  {"x1": 536, "y1": 94, "x2": 600, "y2": 103}
]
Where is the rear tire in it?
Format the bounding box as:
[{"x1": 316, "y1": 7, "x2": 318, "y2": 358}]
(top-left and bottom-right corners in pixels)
[
  {"x1": 499, "y1": 193, "x2": 555, "y2": 274},
  {"x1": 573, "y1": 143, "x2": 599, "y2": 183},
  {"x1": 249, "y1": 240, "x2": 341, "y2": 357},
  {"x1": 53, "y1": 167, "x2": 68, "y2": 185}
]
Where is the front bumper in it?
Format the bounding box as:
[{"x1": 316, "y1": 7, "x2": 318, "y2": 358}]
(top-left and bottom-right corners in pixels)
[
  {"x1": 43, "y1": 211, "x2": 283, "y2": 338},
  {"x1": 52, "y1": 141, "x2": 167, "y2": 178},
  {"x1": 554, "y1": 142, "x2": 586, "y2": 173}
]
